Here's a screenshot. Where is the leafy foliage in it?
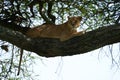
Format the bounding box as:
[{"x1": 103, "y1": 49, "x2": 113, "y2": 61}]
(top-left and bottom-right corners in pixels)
[{"x1": 0, "y1": 0, "x2": 119, "y2": 27}]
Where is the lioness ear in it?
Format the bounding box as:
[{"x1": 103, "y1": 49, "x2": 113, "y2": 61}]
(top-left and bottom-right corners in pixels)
[
  {"x1": 78, "y1": 16, "x2": 82, "y2": 20},
  {"x1": 67, "y1": 16, "x2": 70, "y2": 20}
]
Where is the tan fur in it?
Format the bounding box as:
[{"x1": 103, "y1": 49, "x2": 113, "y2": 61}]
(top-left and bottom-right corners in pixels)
[{"x1": 26, "y1": 16, "x2": 85, "y2": 41}]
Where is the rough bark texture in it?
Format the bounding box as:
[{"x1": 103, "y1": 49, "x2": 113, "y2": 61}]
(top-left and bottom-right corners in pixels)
[{"x1": 0, "y1": 23, "x2": 120, "y2": 57}]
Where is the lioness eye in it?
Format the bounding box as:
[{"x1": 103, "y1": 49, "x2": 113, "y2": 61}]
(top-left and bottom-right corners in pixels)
[{"x1": 74, "y1": 20, "x2": 77, "y2": 23}]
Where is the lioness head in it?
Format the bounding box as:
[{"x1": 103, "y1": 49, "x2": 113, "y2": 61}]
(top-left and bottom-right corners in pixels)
[{"x1": 68, "y1": 16, "x2": 82, "y2": 28}]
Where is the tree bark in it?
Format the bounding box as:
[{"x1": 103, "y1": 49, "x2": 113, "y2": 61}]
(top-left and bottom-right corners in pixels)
[{"x1": 0, "y1": 23, "x2": 120, "y2": 57}]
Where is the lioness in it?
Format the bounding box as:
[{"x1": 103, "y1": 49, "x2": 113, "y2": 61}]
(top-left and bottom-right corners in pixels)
[{"x1": 26, "y1": 16, "x2": 85, "y2": 41}]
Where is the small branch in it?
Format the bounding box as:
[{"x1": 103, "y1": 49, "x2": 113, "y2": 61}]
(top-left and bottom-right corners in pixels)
[
  {"x1": 0, "y1": 23, "x2": 120, "y2": 57},
  {"x1": 47, "y1": 2, "x2": 56, "y2": 23},
  {"x1": 28, "y1": 1, "x2": 55, "y2": 23},
  {"x1": 39, "y1": 1, "x2": 51, "y2": 23},
  {"x1": 17, "y1": 49, "x2": 23, "y2": 75}
]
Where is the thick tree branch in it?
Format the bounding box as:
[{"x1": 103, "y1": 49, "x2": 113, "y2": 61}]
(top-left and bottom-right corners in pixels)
[
  {"x1": 0, "y1": 20, "x2": 30, "y2": 34},
  {"x1": 0, "y1": 23, "x2": 120, "y2": 57}
]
